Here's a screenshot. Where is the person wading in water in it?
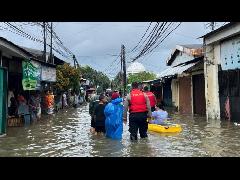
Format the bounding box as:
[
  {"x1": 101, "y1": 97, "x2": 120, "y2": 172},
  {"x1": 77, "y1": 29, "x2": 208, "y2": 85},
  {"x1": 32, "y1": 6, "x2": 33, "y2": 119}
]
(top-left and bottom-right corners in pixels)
[{"x1": 123, "y1": 82, "x2": 152, "y2": 141}]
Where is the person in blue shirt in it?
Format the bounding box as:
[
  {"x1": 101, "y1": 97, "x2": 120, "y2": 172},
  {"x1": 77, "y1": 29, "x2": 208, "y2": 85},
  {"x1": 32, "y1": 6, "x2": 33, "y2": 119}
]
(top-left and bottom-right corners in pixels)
[
  {"x1": 149, "y1": 103, "x2": 168, "y2": 125},
  {"x1": 104, "y1": 92, "x2": 123, "y2": 140}
]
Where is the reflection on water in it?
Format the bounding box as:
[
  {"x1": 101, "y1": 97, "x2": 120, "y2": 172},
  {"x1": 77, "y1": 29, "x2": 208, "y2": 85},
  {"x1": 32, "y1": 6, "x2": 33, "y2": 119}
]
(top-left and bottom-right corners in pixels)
[{"x1": 1, "y1": 104, "x2": 240, "y2": 157}]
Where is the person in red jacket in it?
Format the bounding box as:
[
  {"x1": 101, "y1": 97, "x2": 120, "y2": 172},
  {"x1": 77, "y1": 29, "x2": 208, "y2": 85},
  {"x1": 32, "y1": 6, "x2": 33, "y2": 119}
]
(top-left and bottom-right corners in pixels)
[
  {"x1": 143, "y1": 86, "x2": 157, "y2": 112},
  {"x1": 123, "y1": 82, "x2": 152, "y2": 140}
]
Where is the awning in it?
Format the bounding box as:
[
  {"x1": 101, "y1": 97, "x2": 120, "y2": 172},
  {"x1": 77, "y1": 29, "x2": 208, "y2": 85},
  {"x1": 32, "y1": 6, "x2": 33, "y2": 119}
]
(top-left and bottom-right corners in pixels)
[{"x1": 156, "y1": 62, "x2": 197, "y2": 79}]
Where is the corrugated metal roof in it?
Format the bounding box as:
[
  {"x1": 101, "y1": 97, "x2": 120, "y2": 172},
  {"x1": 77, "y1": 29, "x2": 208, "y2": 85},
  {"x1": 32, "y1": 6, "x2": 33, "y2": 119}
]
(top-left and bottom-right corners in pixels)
[
  {"x1": 156, "y1": 62, "x2": 197, "y2": 78},
  {"x1": 21, "y1": 46, "x2": 50, "y2": 56},
  {"x1": 167, "y1": 44, "x2": 203, "y2": 66},
  {"x1": 179, "y1": 44, "x2": 202, "y2": 49},
  {"x1": 198, "y1": 22, "x2": 235, "y2": 39},
  {"x1": 0, "y1": 37, "x2": 34, "y2": 57}
]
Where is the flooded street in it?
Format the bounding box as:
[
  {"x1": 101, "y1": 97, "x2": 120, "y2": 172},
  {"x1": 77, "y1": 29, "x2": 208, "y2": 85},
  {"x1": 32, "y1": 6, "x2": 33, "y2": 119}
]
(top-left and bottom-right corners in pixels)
[{"x1": 1, "y1": 104, "x2": 240, "y2": 157}]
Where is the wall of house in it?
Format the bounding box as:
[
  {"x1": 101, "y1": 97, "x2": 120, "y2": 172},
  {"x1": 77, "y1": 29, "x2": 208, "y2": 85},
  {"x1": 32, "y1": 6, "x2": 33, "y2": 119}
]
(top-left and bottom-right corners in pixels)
[
  {"x1": 204, "y1": 43, "x2": 221, "y2": 119},
  {"x1": 171, "y1": 52, "x2": 194, "y2": 67},
  {"x1": 220, "y1": 35, "x2": 240, "y2": 70},
  {"x1": 204, "y1": 24, "x2": 240, "y2": 120},
  {"x1": 218, "y1": 35, "x2": 240, "y2": 121},
  {"x1": 205, "y1": 23, "x2": 240, "y2": 45}
]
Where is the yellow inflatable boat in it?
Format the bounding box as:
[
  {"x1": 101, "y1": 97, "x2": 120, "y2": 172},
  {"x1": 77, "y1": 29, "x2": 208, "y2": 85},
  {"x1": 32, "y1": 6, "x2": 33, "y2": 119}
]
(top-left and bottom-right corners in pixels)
[{"x1": 148, "y1": 123, "x2": 182, "y2": 133}]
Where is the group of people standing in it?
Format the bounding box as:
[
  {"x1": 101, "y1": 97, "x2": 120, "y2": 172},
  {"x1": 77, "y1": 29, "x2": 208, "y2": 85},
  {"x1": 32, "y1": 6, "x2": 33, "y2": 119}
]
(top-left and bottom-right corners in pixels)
[
  {"x1": 61, "y1": 90, "x2": 86, "y2": 110},
  {"x1": 88, "y1": 82, "x2": 169, "y2": 141},
  {"x1": 8, "y1": 88, "x2": 42, "y2": 124},
  {"x1": 89, "y1": 90, "x2": 123, "y2": 139}
]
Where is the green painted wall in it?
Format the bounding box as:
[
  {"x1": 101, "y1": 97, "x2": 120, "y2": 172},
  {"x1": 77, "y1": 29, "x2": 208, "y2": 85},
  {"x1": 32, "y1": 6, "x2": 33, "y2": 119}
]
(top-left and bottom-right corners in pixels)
[{"x1": 0, "y1": 68, "x2": 7, "y2": 135}]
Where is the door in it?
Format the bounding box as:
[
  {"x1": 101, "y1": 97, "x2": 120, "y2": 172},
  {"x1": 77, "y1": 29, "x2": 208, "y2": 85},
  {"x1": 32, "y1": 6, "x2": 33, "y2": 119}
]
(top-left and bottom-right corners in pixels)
[
  {"x1": 0, "y1": 68, "x2": 7, "y2": 135},
  {"x1": 179, "y1": 76, "x2": 192, "y2": 114},
  {"x1": 193, "y1": 74, "x2": 206, "y2": 115},
  {"x1": 218, "y1": 69, "x2": 240, "y2": 121},
  {"x1": 163, "y1": 79, "x2": 172, "y2": 106}
]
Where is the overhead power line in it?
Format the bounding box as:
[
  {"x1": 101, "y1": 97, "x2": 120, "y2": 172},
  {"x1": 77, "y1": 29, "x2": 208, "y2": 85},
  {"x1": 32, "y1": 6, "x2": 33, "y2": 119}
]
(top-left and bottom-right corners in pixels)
[
  {"x1": 2, "y1": 22, "x2": 75, "y2": 61},
  {"x1": 130, "y1": 22, "x2": 182, "y2": 62},
  {"x1": 130, "y1": 22, "x2": 152, "y2": 52}
]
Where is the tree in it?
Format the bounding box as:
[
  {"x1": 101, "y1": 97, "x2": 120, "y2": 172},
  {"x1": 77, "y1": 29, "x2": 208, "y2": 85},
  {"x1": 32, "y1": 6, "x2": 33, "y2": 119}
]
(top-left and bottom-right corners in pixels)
[
  {"x1": 127, "y1": 71, "x2": 156, "y2": 84},
  {"x1": 55, "y1": 63, "x2": 81, "y2": 92},
  {"x1": 79, "y1": 65, "x2": 110, "y2": 91},
  {"x1": 112, "y1": 72, "x2": 123, "y2": 90}
]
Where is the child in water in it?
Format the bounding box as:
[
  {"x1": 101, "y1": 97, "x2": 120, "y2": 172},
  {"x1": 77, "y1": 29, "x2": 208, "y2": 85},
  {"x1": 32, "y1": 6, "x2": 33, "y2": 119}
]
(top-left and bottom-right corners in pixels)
[{"x1": 149, "y1": 103, "x2": 168, "y2": 125}]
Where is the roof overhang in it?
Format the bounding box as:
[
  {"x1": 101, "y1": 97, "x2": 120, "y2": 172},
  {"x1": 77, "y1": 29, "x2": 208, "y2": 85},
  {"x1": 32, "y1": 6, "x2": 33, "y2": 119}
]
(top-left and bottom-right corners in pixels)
[
  {"x1": 166, "y1": 49, "x2": 180, "y2": 66},
  {"x1": 167, "y1": 45, "x2": 203, "y2": 66},
  {"x1": 0, "y1": 37, "x2": 32, "y2": 59},
  {"x1": 156, "y1": 62, "x2": 197, "y2": 79},
  {"x1": 157, "y1": 56, "x2": 203, "y2": 79},
  {"x1": 199, "y1": 23, "x2": 240, "y2": 45}
]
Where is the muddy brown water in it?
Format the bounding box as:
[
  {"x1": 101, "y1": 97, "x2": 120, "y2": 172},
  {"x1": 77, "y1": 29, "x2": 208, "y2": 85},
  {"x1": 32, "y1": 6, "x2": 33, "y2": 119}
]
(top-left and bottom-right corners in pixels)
[{"x1": 1, "y1": 104, "x2": 240, "y2": 157}]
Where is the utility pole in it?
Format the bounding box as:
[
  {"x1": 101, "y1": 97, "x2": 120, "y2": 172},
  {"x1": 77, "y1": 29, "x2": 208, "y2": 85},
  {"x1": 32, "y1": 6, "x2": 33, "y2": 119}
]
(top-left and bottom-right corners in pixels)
[
  {"x1": 210, "y1": 22, "x2": 215, "y2": 30},
  {"x1": 73, "y1": 55, "x2": 76, "y2": 68},
  {"x1": 50, "y1": 22, "x2": 53, "y2": 64},
  {"x1": 43, "y1": 22, "x2": 47, "y2": 62},
  {"x1": 122, "y1": 44, "x2": 127, "y2": 97},
  {"x1": 121, "y1": 51, "x2": 123, "y2": 74},
  {"x1": 73, "y1": 55, "x2": 79, "y2": 68},
  {"x1": 205, "y1": 22, "x2": 216, "y2": 31},
  {"x1": 120, "y1": 47, "x2": 123, "y2": 88}
]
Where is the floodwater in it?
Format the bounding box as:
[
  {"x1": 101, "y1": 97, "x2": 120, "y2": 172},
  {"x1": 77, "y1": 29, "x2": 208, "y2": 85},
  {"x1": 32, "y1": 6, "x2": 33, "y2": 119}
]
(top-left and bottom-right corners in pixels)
[{"x1": 1, "y1": 104, "x2": 240, "y2": 157}]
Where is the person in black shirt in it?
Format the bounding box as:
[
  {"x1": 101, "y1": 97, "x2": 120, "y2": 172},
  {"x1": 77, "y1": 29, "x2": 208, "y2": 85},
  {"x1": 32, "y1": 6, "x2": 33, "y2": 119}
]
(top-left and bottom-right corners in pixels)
[
  {"x1": 8, "y1": 97, "x2": 18, "y2": 117},
  {"x1": 94, "y1": 94, "x2": 107, "y2": 135}
]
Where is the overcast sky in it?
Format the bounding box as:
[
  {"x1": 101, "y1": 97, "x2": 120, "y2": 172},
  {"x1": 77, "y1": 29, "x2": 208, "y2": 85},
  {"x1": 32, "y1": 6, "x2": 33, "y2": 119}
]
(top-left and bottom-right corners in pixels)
[{"x1": 0, "y1": 22, "x2": 226, "y2": 79}]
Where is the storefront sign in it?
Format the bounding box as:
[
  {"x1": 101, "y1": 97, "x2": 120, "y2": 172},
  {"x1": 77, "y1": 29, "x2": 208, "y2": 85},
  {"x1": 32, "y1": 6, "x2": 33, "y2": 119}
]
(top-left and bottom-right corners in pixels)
[
  {"x1": 41, "y1": 65, "x2": 56, "y2": 82},
  {"x1": 31, "y1": 61, "x2": 42, "y2": 90},
  {"x1": 22, "y1": 60, "x2": 39, "y2": 90}
]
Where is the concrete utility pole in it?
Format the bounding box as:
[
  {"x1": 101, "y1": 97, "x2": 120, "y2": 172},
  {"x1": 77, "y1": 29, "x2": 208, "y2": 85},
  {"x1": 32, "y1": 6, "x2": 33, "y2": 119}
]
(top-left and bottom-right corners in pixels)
[
  {"x1": 122, "y1": 44, "x2": 127, "y2": 96},
  {"x1": 50, "y1": 22, "x2": 53, "y2": 64},
  {"x1": 43, "y1": 22, "x2": 47, "y2": 62}
]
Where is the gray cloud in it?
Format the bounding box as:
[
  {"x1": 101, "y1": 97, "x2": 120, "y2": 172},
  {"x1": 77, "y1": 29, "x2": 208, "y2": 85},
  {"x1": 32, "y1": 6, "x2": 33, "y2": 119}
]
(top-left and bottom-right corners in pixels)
[{"x1": 0, "y1": 22, "x2": 226, "y2": 79}]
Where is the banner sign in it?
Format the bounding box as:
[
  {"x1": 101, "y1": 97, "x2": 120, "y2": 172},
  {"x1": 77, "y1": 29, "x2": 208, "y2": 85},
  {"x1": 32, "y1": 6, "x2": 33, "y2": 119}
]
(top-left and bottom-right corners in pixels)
[
  {"x1": 31, "y1": 61, "x2": 42, "y2": 90},
  {"x1": 22, "y1": 60, "x2": 39, "y2": 90},
  {"x1": 41, "y1": 65, "x2": 56, "y2": 82}
]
